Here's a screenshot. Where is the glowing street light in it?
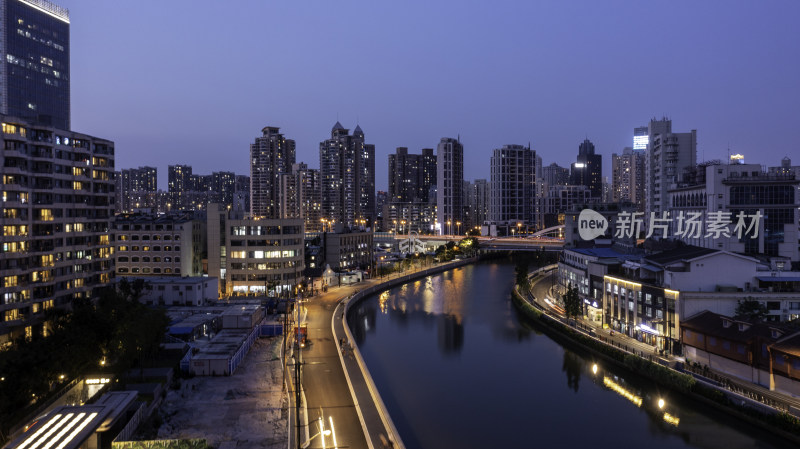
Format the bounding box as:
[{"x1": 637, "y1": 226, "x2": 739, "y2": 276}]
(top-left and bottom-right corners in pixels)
[{"x1": 301, "y1": 415, "x2": 334, "y2": 449}]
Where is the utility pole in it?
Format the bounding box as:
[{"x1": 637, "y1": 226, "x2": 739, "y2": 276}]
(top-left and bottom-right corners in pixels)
[{"x1": 294, "y1": 303, "x2": 302, "y2": 449}]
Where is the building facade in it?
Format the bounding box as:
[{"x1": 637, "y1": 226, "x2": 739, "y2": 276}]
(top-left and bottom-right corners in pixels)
[
  {"x1": 611, "y1": 147, "x2": 645, "y2": 207},
  {"x1": 207, "y1": 203, "x2": 304, "y2": 297},
  {"x1": 322, "y1": 230, "x2": 373, "y2": 272},
  {"x1": 570, "y1": 139, "x2": 602, "y2": 198},
  {"x1": 279, "y1": 162, "x2": 321, "y2": 232},
  {"x1": 0, "y1": 115, "x2": 114, "y2": 344},
  {"x1": 115, "y1": 166, "x2": 157, "y2": 213},
  {"x1": 250, "y1": 126, "x2": 296, "y2": 219},
  {"x1": 113, "y1": 212, "x2": 205, "y2": 277},
  {"x1": 668, "y1": 162, "x2": 799, "y2": 262},
  {"x1": 319, "y1": 122, "x2": 375, "y2": 227},
  {"x1": 436, "y1": 137, "x2": 463, "y2": 235},
  {"x1": 387, "y1": 147, "x2": 436, "y2": 203},
  {"x1": 467, "y1": 179, "x2": 489, "y2": 230},
  {"x1": 489, "y1": 144, "x2": 539, "y2": 226},
  {"x1": 644, "y1": 118, "x2": 697, "y2": 215},
  {"x1": 0, "y1": 0, "x2": 71, "y2": 130},
  {"x1": 381, "y1": 201, "x2": 437, "y2": 234},
  {"x1": 543, "y1": 163, "x2": 569, "y2": 188}
]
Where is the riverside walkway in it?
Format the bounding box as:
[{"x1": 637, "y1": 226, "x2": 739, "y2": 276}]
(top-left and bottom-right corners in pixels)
[{"x1": 526, "y1": 266, "x2": 800, "y2": 418}]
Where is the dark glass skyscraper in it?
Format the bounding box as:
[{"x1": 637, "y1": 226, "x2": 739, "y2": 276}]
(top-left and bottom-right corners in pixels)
[
  {"x1": 570, "y1": 138, "x2": 602, "y2": 198},
  {"x1": 1, "y1": 0, "x2": 71, "y2": 130}
]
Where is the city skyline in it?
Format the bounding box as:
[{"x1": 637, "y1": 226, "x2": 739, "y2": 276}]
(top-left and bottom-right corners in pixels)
[{"x1": 65, "y1": 1, "x2": 800, "y2": 191}]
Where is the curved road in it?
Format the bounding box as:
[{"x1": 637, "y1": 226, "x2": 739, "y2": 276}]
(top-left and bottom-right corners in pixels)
[{"x1": 302, "y1": 283, "x2": 370, "y2": 449}]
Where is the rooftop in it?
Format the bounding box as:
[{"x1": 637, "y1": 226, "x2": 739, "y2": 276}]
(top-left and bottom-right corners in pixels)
[
  {"x1": 682, "y1": 310, "x2": 781, "y2": 344},
  {"x1": 569, "y1": 247, "x2": 642, "y2": 260},
  {"x1": 114, "y1": 211, "x2": 198, "y2": 224},
  {"x1": 771, "y1": 332, "x2": 800, "y2": 358},
  {"x1": 644, "y1": 245, "x2": 718, "y2": 266}
]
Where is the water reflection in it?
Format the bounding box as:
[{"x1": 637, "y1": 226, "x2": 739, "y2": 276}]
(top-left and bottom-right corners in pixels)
[
  {"x1": 350, "y1": 262, "x2": 787, "y2": 449},
  {"x1": 561, "y1": 351, "x2": 583, "y2": 393},
  {"x1": 436, "y1": 314, "x2": 464, "y2": 355}
]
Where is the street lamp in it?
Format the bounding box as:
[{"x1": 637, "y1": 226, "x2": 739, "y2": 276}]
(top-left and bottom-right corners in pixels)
[
  {"x1": 301, "y1": 416, "x2": 332, "y2": 449},
  {"x1": 456, "y1": 221, "x2": 461, "y2": 236},
  {"x1": 517, "y1": 222, "x2": 522, "y2": 238},
  {"x1": 447, "y1": 220, "x2": 452, "y2": 236}
]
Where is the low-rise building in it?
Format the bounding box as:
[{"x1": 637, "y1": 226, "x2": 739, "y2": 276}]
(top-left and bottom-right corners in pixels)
[
  {"x1": 558, "y1": 247, "x2": 642, "y2": 323},
  {"x1": 681, "y1": 311, "x2": 800, "y2": 396},
  {"x1": 323, "y1": 229, "x2": 373, "y2": 272},
  {"x1": 603, "y1": 245, "x2": 800, "y2": 353},
  {"x1": 118, "y1": 276, "x2": 219, "y2": 306},
  {"x1": 113, "y1": 212, "x2": 205, "y2": 277},
  {"x1": 207, "y1": 203, "x2": 305, "y2": 297}
]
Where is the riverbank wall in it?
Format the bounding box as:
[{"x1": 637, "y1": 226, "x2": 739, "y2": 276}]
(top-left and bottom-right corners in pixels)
[{"x1": 337, "y1": 257, "x2": 481, "y2": 449}]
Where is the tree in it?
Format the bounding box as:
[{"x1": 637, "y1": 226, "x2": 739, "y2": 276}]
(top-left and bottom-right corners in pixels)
[
  {"x1": 734, "y1": 297, "x2": 768, "y2": 322},
  {"x1": 563, "y1": 284, "x2": 582, "y2": 320},
  {"x1": 515, "y1": 260, "x2": 530, "y2": 293}
]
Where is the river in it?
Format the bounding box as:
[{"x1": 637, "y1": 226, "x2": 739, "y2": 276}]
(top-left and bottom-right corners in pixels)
[{"x1": 348, "y1": 261, "x2": 786, "y2": 449}]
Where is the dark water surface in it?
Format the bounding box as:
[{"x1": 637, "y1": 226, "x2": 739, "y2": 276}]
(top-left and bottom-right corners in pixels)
[{"x1": 349, "y1": 262, "x2": 786, "y2": 449}]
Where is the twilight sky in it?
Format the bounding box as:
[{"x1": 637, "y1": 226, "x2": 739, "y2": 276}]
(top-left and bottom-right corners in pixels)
[{"x1": 67, "y1": 0, "x2": 800, "y2": 191}]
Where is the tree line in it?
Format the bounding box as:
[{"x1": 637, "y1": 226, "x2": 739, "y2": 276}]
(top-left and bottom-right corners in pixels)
[{"x1": 0, "y1": 280, "x2": 168, "y2": 440}]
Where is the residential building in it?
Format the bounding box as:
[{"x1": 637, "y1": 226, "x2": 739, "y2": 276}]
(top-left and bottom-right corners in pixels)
[
  {"x1": 0, "y1": 0, "x2": 71, "y2": 130},
  {"x1": 467, "y1": 179, "x2": 489, "y2": 230},
  {"x1": 644, "y1": 118, "x2": 697, "y2": 215},
  {"x1": 489, "y1": 144, "x2": 540, "y2": 226},
  {"x1": 250, "y1": 126, "x2": 296, "y2": 218},
  {"x1": 320, "y1": 122, "x2": 375, "y2": 227},
  {"x1": 115, "y1": 166, "x2": 157, "y2": 213},
  {"x1": 570, "y1": 139, "x2": 602, "y2": 198},
  {"x1": 280, "y1": 162, "x2": 321, "y2": 232},
  {"x1": 436, "y1": 137, "x2": 463, "y2": 235},
  {"x1": 375, "y1": 190, "x2": 388, "y2": 230},
  {"x1": 382, "y1": 201, "x2": 437, "y2": 234},
  {"x1": 611, "y1": 147, "x2": 645, "y2": 208},
  {"x1": 0, "y1": 116, "x2": 115, "y2": 344},
  {"x1": 168, "y1": 164, "x2": 193, "y2": 194},
  {"x1": 543, "y1": 163, "x2": 569, "y2": 188},
  {"x1": 541, "y1": 185, "x2": 594, "y2": 228},
  {"x1": 113, "y1": 212, "x2": 205, "y2": 277},
  {"x1": 387, "y1": 147, "x2": 436, "y2": 203},
  {"x1": 206, "y1": 203, "x2": 304, "y2": 297}
]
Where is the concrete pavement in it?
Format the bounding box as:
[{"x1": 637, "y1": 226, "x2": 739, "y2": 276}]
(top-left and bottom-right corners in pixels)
[
  {"x1": 300, "y1": 262, "x2": 471, "y2": 449},
  {"x1": 300, "y1": 283, "x2": 370, "y2": 449}
]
